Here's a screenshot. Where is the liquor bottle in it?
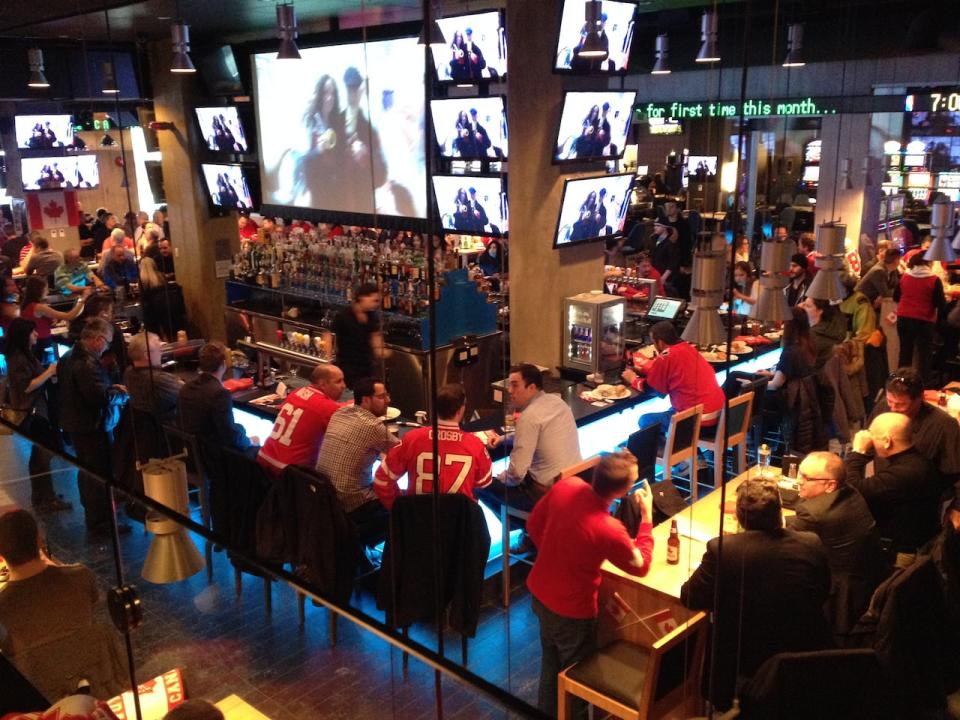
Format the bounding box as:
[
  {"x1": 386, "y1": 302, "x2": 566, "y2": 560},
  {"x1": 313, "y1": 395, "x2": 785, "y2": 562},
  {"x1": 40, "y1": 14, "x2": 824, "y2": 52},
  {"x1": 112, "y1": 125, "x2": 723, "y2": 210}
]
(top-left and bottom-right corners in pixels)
[{"x1": 667, "y1": 519, "x2": 680, "y2": 565}]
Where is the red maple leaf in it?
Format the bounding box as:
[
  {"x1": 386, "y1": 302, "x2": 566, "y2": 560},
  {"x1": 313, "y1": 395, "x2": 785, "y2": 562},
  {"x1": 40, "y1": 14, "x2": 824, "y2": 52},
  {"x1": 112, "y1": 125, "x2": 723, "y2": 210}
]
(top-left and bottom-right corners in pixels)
[{"x1": 43, "y1": 199, "x2": 65, "y2": 219}]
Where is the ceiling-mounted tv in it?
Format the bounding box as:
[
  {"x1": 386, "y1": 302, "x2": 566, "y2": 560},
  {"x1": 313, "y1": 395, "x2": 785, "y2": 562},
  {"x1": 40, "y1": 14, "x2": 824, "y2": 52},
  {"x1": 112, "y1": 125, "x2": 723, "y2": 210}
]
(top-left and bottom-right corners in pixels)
[
  {"x1": 430, "y1": 96, "x2": 507, "y2": 160},
  {"x1": 15, "y1": 115, "x2": 74, "y2": 150},
  {"x1": 195, "y1": 45, "x2": 245, "y2": 96},
  {"x1": 432, "y1": 10, "x2": 507, "y2": 82},
  {"x1": 200, "y1": 163, "x2": 256, "y2": 212},
  {"x1": 554, "y1": 0, "x2": 637, "y2": 74},
  {"x1": 253, "y1": 36, "x2": 426, "y2": 219},
  {"x1": 195, "y1": 106, "x2": 249, "y2": 153},
  {"x1": 432, "y1": 174, "x2": 507, "y2": 236},
  {"x1": 554, "y1": 90, "x2": 635, "y2": 163},
  {"x1": 21, "y1": 155, "x2": 99, "y2": 190},
  {"x1": 554, "y1": 173, "x2": 633, "y2": 248}
]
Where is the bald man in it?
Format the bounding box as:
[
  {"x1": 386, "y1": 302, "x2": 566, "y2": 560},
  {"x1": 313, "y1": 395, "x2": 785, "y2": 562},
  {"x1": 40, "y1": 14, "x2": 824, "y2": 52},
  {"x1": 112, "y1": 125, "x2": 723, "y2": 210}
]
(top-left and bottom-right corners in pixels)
[
  {"x1": 257, "y1": 363, "x2": 347, "y2": 477},
  {"x1": 845, "y1": 413, "x2": 944, "y2": 562},
  {"x1": 789, "y1": 451, "x2": 888, "y2": 636}
]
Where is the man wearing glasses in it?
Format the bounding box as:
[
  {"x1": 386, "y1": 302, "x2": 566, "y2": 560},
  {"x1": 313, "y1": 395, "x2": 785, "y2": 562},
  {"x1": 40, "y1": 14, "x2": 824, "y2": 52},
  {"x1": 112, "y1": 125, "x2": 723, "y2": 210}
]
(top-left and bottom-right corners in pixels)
[
  {"x1": 868, "y1": 367, "x2": 960, "y2": 533},
  {"x1": 316, "y1": 377, "x2": 399, "y2": 546},
  {"x1": 787, "y1": 451, "x2": 887, "y2": 637}
]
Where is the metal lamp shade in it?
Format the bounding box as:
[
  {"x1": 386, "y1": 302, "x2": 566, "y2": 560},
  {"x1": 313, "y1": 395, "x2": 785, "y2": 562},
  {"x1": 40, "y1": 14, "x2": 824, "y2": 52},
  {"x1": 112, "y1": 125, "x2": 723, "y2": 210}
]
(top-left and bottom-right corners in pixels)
[
  {"x1": 683, "y1": 232, "x2": 727, "y2": 346},
  {"x1": 141, "y1": 459, "x2": 205, "y2": 584},
  {"x1": 27, "y1": 48, "x2": 50, "y2": 88},
  {"x1": 696, "y1": 11, "x2": 720, "y2": 63},
  {"x1": 755, "y1": 284, "x2": 792, "y2": 322},
  {"x1": 925, "y1": 198, "x2": 956, "y2": 262},
  {"x1": 277, "y1": 4, "x2": 301, "y2": 59},
  {"x1": 683, "y1": 306, "x2": 726, "y2": 347},
  {"x1": 783, "y1": 23, "x2": 805, "y2": 67},
  {"x1": 754, "y1": 238, "x2": 792, "y2": 322},
  {"x1": 170, "y1": 24, "x2": 196, "y2": 73},
  {"x1": 652, "y1": 34, "x2": 671, "y2": 74},
  {"x1": 806, "y1": 267, "x2": 846, "y2": 301}
]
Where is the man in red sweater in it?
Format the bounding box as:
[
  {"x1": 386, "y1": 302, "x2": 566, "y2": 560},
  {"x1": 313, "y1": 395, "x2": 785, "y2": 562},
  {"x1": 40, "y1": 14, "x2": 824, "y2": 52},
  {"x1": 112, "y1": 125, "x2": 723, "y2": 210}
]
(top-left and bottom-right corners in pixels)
[
  {"x1": 527, "y1": 450, "x2": 654, "y2": 718},
  {"x1": 622, "y1": 320, "x2": 725, "y2": 434}
]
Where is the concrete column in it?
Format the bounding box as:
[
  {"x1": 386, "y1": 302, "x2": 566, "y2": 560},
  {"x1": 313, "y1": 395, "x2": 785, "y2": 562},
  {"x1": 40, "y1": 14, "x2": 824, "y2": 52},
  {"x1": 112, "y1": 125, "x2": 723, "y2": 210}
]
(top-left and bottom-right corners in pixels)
[
  {"x1": 149, "y1": 42, "x2": 238, "y2": 342},
  {"x1": 506, "y1": 0, "x2": 604, "y2": 371},
  {"x1": 815, "y1": 113, "x2": 873, "y2": 240}
]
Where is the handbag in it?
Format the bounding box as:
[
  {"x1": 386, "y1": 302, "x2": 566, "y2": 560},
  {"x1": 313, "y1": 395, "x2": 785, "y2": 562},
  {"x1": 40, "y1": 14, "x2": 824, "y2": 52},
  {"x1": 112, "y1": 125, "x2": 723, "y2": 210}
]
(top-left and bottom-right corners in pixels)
[{"x1": 0, "y1": 377, "x2": 30, "y2": 434}]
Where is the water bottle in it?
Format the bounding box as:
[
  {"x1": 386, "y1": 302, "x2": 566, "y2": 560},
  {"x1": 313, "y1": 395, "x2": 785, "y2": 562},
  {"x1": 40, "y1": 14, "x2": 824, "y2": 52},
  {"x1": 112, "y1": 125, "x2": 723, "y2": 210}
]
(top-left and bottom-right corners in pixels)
[{"x1": 757, "y1": 443, "x2": 771, "y2": 480}]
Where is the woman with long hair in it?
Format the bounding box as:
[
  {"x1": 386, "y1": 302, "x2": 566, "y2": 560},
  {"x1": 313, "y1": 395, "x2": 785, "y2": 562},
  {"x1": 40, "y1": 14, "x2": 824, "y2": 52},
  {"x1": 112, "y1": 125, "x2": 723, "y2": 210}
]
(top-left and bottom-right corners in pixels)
[
  {"x1": 758, "y1": 307, "x2": 816, "y2": 391},
  {"x1": 2, "y1": 317, "x2": 70, "y2": 512},
  {"x1": 896, "y1": 252, "x2": 946, "y2": 386},
  {"x1": 731, "y1": 260, "x2": 758, "y2": 317},
  {"x1": 20, "y1": 275, "x2": 86, "y2": 354},
  {"x1": 139, "y1": 256, "x2": 184, "y2": 341}
]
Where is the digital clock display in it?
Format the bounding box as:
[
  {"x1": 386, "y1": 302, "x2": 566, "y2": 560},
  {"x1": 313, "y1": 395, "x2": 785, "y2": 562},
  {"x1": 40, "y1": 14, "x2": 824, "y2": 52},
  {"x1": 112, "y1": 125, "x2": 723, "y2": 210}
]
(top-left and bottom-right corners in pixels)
[{"x1": 906, "y1": 89, "x2": 960, "y2": 113}]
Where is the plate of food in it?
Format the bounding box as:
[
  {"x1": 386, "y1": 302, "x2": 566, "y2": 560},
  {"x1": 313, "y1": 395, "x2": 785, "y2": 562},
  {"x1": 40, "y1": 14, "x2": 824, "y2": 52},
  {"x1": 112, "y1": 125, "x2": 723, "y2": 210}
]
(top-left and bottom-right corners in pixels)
[
  {"x1": 763, "y1": 330, "x2": 783, "y2": 340},
  {"x1": 700, "y1": 350, "x2": 739, "y2": 363},
  {"x1": 382, "y1": 406, "x2": 402, "y2": 422},
  {"x1": 728, "y1": 340, "x2": 751, "y2": 355},
  {"x1": 582, "y1": 384, "x2": 632, "y2": 402}
]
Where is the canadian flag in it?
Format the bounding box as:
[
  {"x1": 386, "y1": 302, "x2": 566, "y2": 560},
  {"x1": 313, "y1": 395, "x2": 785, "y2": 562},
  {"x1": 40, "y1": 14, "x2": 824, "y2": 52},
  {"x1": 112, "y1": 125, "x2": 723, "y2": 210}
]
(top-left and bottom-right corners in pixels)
[{"x1": 25, "y1": 190, "x2": 80, "y2": 229}]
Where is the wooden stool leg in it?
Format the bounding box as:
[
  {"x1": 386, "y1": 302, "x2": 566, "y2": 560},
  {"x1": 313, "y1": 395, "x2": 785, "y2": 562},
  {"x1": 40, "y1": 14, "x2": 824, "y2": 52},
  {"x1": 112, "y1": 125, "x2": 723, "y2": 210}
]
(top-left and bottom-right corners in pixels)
[
  {"x1": 691, "y1": 452, "x2": 698, "y2": 502},
  {"x1": 557, "y1": 674, "x2": 569, "y2": 720},
  {"x1": 501, "y1": 504, "x2": 511, "y2": 608},
  {"x1": 714, "y1": 445, "x2": 724, "y2": 488},
  {"x1": 738, "y1": 442, "x2": 747, "y2": 478}
]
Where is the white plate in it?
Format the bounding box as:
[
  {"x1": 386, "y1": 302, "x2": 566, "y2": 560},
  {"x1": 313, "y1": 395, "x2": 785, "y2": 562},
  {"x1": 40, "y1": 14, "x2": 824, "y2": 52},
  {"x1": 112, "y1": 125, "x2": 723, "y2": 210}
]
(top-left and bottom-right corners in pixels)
[
  {"x1": 382, "y1": 406, "x2": 402, "y2": 422},
  {"x1": 700, "y1": 351, "x2": 739, "y2": 363}
]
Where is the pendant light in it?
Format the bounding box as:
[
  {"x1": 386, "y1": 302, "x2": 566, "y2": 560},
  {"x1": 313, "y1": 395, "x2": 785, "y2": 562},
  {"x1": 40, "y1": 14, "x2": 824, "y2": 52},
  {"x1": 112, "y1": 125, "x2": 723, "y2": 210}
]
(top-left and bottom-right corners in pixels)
[
  {"x1": 101, "y1": 60, "x2": 118, "y2": 94},
  {"x1": 27, "y1": 48, "x2": 50, "y2": 88},
  {"x1": 170, "y1": 23, "x2": 196, "y2": 73},
  {"x1": 754, "y1": 238, "x2": 792, "y2": 322},
  {"x1": 579, "y1": 1, "x2": 609, "y2": 60},
  {"x1": 276, "y1": 3, "x2": 301, "y2": 59},
  {"x1": 695, "y1": 10, "x2": 720, "y2": 63},
  {"x1": 682, "y1": 232, "x2": 727, "y2": 347},
  {"x1": 651, "y1": 34, "x2": 671, "y2": 75},
  {"x1": 806, "y1": 222, "x2": 847, "y2": 301},
  {"x1": 924, "y1": 197, "x2": 956, "y2": 262},
  {"x1": 782, "y1": 23, "x2": 805, "y2": 68},
  {"x1": 140, "y1": 459, "x2": 205, "y2": 584}
]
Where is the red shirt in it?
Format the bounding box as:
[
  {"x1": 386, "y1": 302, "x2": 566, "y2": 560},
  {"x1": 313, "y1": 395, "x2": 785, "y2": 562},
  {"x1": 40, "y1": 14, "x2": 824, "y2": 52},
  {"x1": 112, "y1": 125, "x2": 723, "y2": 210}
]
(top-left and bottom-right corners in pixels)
[
  {"x1": 257, "y1": 386, "x2": 341, "y2": 475},
  {"x1": 21, "y1": 302, "x2": 52, "y2": 340},
  {"x1": 644, "y1": 340, "x2": 725, "y2": 425},
  {"x1": 898, "y1": 271, "x2": 940, "y2": 323},
  {"x1": 374, "y1": 422, "x2": 492, "y2": 509},
  {"x1": 100, "y1": 236, "x2": 134, "y2": 255},
  {"x1": 527, "y1": 477, "x2": 654, "y2": 619}
]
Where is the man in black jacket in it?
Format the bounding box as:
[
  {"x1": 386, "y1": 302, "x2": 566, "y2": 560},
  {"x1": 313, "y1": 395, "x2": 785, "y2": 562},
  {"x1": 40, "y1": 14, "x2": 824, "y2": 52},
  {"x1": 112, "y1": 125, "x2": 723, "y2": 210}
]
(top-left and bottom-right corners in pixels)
[
  {"x1": 178, "y1": 342, "x2": 257, "y2": 452},
  {"x1": 788, "y1": 451, "x2": 888, "y2": 637},
  {"x1": 681, "y1": 479, "x2": 833, "y2": 711},
  {"x1": 846, "y1": 412, "x2": 943, "y2": 564},
  {"x1": 58, "y1": 317, "x2": 130, "y2": 536}
]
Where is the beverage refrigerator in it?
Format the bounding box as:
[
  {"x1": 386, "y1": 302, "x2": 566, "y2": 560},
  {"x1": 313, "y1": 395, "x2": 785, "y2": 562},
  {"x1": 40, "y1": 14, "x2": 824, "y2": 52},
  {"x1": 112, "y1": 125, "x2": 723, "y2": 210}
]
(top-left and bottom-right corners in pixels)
[{"x1": 562, "y1": 291, "x2": 626, "y2": 375}]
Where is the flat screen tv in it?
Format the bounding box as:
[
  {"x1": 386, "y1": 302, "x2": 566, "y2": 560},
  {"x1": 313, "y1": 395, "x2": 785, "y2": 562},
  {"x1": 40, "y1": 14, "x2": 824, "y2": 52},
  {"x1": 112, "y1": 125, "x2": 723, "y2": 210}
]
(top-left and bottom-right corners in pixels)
[
  {"x1": 195, "y1": 45, "x2": 245, "y2": 96},
  {"x1": 803, "y1": 139, "x2": 822, "y2": 164},
  {"x1": 21, "y1": 155, "x2": 99, "y2": 190},
  {"x1": 195, "y1": 106, "x2": 250, "y2": 153},
  {"x1": 432, "y1": 10, "x2": 506, "y2": 82},
  {"x1": 430, "y1": 97, "x2": 507, "y2": 160},
  {"x1": 432, "y1": 175, "x2": 507, "y2": 235},
  {"x1": 685, "y1": 155, "x2": 718, "y2": 179},
  {"x1": 554, "y1": 173, "x2": 633, "y2": 248},
  {"x1": 253, "y1": 37, "x2": 426, "y2": 218},
  {"x1": 802, "y1": 165, "x2": 820, "y2": 184},
  {"x1": 554, "y1": 91, "x2": 635, "y2": 163},
  {"x1": 201, "y1": 163, "x2": 255, "y2": 211},
  {"x1": 554, "y1": 0, "x2": 636, "y2": 73},
  {"x1": 15, "y1": 115, "x2": 74, "y2": 149}
]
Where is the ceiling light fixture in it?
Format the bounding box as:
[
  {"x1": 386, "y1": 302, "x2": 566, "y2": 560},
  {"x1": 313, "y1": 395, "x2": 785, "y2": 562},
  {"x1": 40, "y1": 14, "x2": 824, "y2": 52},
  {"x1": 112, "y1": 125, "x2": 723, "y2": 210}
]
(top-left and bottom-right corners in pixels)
[
  {"x1": 170, "y1": 23, "x2": 196, "y2": 73},
  {"x1": 651, "y1": 33, "x2": 671, "y2": 74},
  {"x1": 695, "y1": 10, "x2": 720, "y2": 63},
  {"x1": 27, "y1": 48, "x2": 50, "y2": 88},
  {"x1": 101, "y1": 60, "x2": 119, "y2": 94},
  {"x1": 579, "y1": 0, "x2": 609, "y2": 60},
  {"x1": 276, "y1": 3, "x2": 301, "y2": 60},
  {"x1": 782, "y1": 23, "x2": 805, "y2": 68}
]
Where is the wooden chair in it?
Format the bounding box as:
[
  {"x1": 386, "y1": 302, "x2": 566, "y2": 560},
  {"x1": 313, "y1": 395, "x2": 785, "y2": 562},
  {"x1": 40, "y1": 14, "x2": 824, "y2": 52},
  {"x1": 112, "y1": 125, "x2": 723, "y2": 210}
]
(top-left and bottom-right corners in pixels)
[
  {"x1": 500, "y1": 455, "x2": 601, "y2": 608},
  {"x1": 655, "y1": 404, "x2": 702, "y2": 500},
  {"x1": 697, "y1": 391, "x2": 754, "y2": 489},
  {"x1": 557, "y1": 611, "x2": 708, "y2": 720}
]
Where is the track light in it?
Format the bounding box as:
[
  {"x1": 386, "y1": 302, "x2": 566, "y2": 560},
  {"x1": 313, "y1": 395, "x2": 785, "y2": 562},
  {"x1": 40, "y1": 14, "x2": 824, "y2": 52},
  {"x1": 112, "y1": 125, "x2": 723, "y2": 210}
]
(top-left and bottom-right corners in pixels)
[
  {"x1": 170, "y1": 23, "x2": 196, "y2": 73},
  {"x1": 579, "y1": 0, "x2": 609, "y2": 60},
  {"x1": 783, "y1": 23, "x2": 805, "y2": 68},
  {"x1": 27, "y1": 48, "x2": 50, "y2": 89},
  {"x1": 651, "y1": 34, "x2": 671, "y2": 75},
  {"x1": 101, "y1": 61, "x2": 119, "y2": 94},
  {"x1": 695, "y1": 11, "x2": 720, "y2": 63},
  {"x1": 276, "y1": 3, "x2": 301, "y2": 60}
]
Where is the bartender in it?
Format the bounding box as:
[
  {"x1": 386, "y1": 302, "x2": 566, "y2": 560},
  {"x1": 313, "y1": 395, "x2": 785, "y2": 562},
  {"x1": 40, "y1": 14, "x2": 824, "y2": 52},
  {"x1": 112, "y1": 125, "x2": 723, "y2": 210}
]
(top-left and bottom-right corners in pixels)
[{"x1": 332, "y1": 282, "x2": 386, "y2": 389}]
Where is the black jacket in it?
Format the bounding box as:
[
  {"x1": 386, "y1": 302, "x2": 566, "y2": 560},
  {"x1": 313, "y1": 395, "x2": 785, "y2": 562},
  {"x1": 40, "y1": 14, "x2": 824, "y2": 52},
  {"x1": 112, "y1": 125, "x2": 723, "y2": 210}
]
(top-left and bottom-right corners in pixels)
[
  {"x1": 377, "y1": 494, "x2": 490, "y2": 637},
  {"x1": 845, "y1": 448, "x2": 942, "y2": 552},
  {"x1": 58, "y1": 343, "x2": 127, "y2": 434},
  {"x1": 681, "y1": 529, "x2": 833, "y2": 710},
  {"x1": 787, "y1": 486, "x2": 889, "y2": 635},
  {"x1": 178, "y1": 372, "x2": 251, "y2": 451}
]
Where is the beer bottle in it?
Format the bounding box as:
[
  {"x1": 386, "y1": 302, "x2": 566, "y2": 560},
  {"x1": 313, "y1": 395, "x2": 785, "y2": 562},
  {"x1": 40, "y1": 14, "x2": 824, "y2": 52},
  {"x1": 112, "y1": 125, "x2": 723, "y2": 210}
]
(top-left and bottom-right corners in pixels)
[{"x1": 667, "y1": 519, "x2": 680, "y2": 565}]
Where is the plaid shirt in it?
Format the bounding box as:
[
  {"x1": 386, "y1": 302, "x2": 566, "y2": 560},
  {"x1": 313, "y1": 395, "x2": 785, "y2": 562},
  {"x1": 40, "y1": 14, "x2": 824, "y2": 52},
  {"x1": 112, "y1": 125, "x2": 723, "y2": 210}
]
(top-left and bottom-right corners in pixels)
[{"x1": 316, "y1": 404, "x2": 399, "y2": 512}]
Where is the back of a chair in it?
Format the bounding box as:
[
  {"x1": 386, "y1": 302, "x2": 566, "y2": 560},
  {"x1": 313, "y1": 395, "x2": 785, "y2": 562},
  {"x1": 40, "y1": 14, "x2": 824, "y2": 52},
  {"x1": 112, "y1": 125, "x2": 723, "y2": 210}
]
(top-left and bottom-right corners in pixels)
[
  {"x1": 723, "y1": 391, "x2": 754, "y2": 445},
  {"x1": 665, "y1": 404, "x2": 702, "y2": 463},
  {"x1": 738, "y1": 649, "x2": 894, "y2": 719},
  {"x1": 627, "y1": 424, "x2": 660, "y2": 482},
  {"x1": 644, "y1": 611, "x2": 709, "y2": 717},
  {"x1": 559, "y1": 455, "x2": 601, "y2": 484}
]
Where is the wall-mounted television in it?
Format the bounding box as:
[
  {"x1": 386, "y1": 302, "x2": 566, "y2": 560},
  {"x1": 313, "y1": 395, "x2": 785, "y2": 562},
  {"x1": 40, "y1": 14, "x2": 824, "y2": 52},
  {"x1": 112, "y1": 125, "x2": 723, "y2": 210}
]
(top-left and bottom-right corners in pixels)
[
  {"x1": 554, "y1": 0, "x2": 636, "y2": 73},
  {"x1": 195, "y1": 45, "x2": 245, "y2": 96},
  {"x1": 432, "y1": 175, "x2": 507, "y2": 236},
  {"x1": 200, "y1": 163, "x2": 256, "y2": 211},
  {"x1": 430, "y1": 97, "x2": 507, "y2": 160},
  {"x1": 253, "y1": 37, "x2": 426, "y2": 218},
  {"x1": 432, "y1": 10, "x2": 506, "y2": 82},
  {"x1": 554, "y1": 173, "x2": 633, "y2": 248},
  {"x1": 21, "y1": 155, "x2": 99, "y2": 190},
  {"x1": 15, "y1": 115, "x2": 74, "y2": 149},
  {"x1": 554, "y1": 91, "x2": 635, "y2": 162},
  {"x1": 802, "y1": 165, "x2": 820, "y2": 184},
  {"x1": 195, "y1": 106, "x2": 249, "y2": 153},
  {"x1": 685, "y1": 155, "x2": 718, "y2": 179}
]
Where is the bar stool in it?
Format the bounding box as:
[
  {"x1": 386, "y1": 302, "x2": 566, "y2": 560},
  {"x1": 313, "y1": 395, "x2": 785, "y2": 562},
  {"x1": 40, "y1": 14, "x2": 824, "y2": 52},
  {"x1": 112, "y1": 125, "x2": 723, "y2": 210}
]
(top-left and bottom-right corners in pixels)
[
  {"x1": 655, "y1": 404, "x2": 702, "y2": 500},
  {"x1": 500, "y1": 455, "x2": 601, "y2": 608},
  {"x1": 557, "y1": 611, "x2": 708, "y2": 720},
  {"x1": 697, "y1": 391, "x2": 754, "y2": 489}
]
